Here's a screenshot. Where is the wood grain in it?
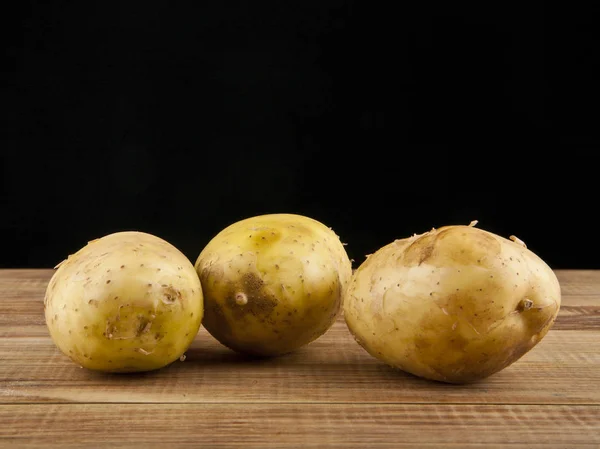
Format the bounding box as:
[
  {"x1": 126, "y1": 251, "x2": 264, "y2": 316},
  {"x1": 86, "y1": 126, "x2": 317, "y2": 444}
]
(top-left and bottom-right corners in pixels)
[
  {"x1": 1, "y1": 403, "x2": 599, "y2": 448},
  {"x1": 1, "y1": 269, "x2": 599, "y2": 448},
  {"x1": 1, "y1": 328, "x2": 599, "y2": 405}
]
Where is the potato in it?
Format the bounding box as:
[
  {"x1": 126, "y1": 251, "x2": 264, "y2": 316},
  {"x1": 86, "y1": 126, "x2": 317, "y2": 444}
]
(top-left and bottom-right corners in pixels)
[
  {"x1": 44, "y1": 231, "x2": 203, "y2": 372},
  {"x1": 195, "y1": 213, "x2": 352, "y2": 356},
  {"x1": 343, "y1": 223, "x2": 561, "y2": 383}
]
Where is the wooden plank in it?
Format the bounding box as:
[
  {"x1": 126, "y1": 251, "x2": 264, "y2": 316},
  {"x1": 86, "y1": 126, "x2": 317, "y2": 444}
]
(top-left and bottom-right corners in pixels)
[
  {"x1": 1, "y1": 403, "x2": 598, "y2": 448},
  {"x1": 554, "y1": 305, "x2": 600, "y2": 330},
  {"x1": 1, "y1": 270, "x2": 599, "y2": 446},
  {"x1": 555, "y1": 270, "x2": 600, "y2": 296},
  {"x1": 1, "y1": 326, "x2": 598, "y2": 405}
]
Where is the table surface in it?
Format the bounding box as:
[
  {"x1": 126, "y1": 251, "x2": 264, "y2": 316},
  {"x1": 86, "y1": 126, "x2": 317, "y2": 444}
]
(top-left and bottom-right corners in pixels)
[{"x1": 0, "y1": 269, "x2": 598, "y2": 448}]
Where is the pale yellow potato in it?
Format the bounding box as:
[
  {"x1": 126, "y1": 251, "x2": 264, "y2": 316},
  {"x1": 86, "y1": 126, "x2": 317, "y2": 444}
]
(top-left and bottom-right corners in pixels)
[
  {"x1": 195, "y1": 213, "x2": 352, "y2": 356},
  {"x1": 344, "y1": 223, "x2": 561, "y2": 384},
  {"x1": 44, "y1": 231, "x2": 203, "y2": 372}
]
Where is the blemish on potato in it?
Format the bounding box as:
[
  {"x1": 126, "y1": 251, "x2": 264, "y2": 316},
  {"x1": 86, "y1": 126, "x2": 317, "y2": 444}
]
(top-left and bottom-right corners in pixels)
[
  {"x1": 135, "y1": 348, "x2": 153, "y2": 355},
  {"x1": 235, "y1": 292, "x2": 248, "y2": 305},
  {"x1": 517, "y1": 298, "x2": 534, "y2": 312},
  {"x1": 162, "y1": 286, "x2": 181, "y2": 304},
  {"x1": 133, "y1": 315, "x2": 152, "y2": 336}
]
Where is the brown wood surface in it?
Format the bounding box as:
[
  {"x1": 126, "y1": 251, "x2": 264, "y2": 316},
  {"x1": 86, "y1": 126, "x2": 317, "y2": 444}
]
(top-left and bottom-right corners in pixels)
[{"x1": 1, "y1": 269, "x2": 599, "y2": 448}]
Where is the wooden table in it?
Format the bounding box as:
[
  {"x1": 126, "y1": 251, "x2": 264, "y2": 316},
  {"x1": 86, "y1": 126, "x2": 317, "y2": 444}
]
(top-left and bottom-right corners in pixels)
[{"x1": 0, "y1": 269, "x2": 598, "y2": 448}]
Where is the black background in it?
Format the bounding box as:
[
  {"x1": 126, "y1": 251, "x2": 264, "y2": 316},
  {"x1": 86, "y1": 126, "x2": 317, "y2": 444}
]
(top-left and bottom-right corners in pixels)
[{"x1": 1, "y1": 2, "x2": 597, "y2": 269}]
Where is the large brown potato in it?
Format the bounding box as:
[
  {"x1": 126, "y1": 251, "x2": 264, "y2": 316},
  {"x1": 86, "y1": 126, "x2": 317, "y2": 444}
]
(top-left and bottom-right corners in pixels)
[{"x1": 343, "y1": 223, "x2": 561, "y2": 383}]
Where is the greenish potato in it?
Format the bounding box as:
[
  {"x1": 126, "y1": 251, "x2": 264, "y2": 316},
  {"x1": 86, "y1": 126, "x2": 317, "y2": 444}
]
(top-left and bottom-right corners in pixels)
[
  {"x1": 195, "y1": 213, "x2": 352, "y2": 356},
  {"x1": 44, "y1": 231, "x2": 203, "y2": 372},
  {"x1": 344, "y1": 223, "x2": 561, "y2": 384}
]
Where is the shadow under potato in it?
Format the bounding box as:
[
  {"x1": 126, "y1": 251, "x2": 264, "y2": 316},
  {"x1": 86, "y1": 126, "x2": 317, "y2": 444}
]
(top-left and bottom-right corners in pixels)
[
  {"x1": 375, "y1": 362, "x2": 493, "y2": 388},
  {"x1": 79, "y1": 345, "x2": 494, "y2": 396},
  {"x1": 182, "y1": 343, "x2": 307, "y2": 367},
  {"x1": 76, "y1": 333, "x2": 495, "y2": 389}
]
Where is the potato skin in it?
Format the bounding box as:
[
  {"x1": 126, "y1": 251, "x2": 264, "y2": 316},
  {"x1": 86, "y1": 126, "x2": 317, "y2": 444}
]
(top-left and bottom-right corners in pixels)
[
  {"x1": 195, "y1": 213, "x2": 352, "y2": 356},
  {"x1": 343, "y1": 225, "x2": 561, "y2": 384},
  {"x1": 44, "y1": 231, "x2": 203, "y2": 373}
]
